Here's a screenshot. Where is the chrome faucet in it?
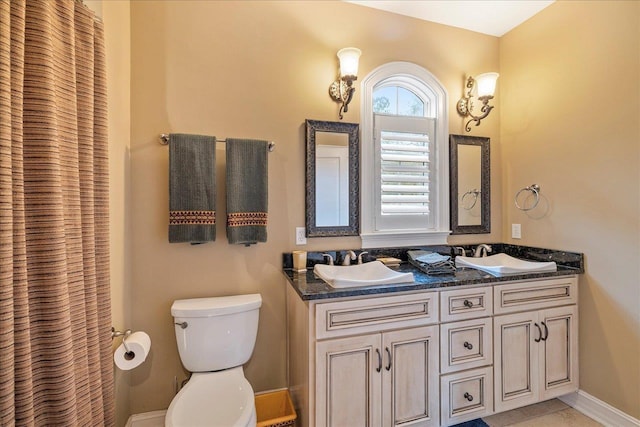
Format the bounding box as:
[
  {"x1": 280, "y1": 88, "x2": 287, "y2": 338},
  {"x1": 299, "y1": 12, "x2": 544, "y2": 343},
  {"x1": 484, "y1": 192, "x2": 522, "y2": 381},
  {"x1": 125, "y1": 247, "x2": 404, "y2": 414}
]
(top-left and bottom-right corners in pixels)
[
  {"x1": 473, "y1": 244, "x2": 493, "y2": 258},
  {"x1": 322, "y1": 253, "x2": 334, "y2": 265},
  {"x1": 357, "y1": 251, "x2": 368, "y2": 265},
  {"x1": 454, "y1": 246, "x2": 466, "y2": 257},
  {"x1": 342, "y1": 250, "x2": 357, "y2": 266}
]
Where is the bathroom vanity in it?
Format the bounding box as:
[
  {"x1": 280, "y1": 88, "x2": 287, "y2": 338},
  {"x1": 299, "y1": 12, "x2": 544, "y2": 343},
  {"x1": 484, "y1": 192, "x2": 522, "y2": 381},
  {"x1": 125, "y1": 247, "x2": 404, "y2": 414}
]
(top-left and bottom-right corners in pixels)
[{"x1": 283, "y1": 245, "x2": 582, "y2": 427}]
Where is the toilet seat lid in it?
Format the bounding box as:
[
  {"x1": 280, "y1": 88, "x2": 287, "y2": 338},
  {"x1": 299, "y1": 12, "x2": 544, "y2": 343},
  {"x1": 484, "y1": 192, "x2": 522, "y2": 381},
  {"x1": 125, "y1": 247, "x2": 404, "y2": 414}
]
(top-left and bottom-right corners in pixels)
[{"x1": 166, "y1": 367, "x2": 255, "y2": 427}]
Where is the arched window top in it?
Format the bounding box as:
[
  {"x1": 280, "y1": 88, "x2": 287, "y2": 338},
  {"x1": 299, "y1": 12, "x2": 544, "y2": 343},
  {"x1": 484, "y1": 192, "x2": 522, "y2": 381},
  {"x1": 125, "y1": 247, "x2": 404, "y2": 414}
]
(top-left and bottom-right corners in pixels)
[
  {"x1": 373, "y1": 86, "x2": 425, "y2": 117},
  {"x1": 363, "y1": 62, "x2": 445, "y2": 116}
]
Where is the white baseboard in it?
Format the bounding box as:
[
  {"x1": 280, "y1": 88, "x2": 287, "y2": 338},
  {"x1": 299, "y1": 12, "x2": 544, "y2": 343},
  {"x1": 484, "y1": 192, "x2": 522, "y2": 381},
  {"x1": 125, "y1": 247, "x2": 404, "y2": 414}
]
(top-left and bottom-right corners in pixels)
[{"x1": 560, "y1": 390, "x2": 639, "y2": 427}]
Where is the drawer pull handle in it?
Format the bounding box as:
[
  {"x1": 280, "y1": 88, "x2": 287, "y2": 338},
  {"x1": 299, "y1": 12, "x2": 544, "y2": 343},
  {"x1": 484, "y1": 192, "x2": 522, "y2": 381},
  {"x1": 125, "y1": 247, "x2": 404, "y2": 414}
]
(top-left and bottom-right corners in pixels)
[
  {"x1": 375, "y1": 348, "x2": 382, "y2": 373},
  {"x1": 385, "y1": 347, "x2": 392, "y2": 371},
  {"x1": 463, "y1": 341, "x2": 473, "y2": 350},
  {"x1": 463, "y1": 299, "x2": 474, "y2": 308},
  {"x1": 464, "y1": 392, "x2": 474, "y2": 402}
]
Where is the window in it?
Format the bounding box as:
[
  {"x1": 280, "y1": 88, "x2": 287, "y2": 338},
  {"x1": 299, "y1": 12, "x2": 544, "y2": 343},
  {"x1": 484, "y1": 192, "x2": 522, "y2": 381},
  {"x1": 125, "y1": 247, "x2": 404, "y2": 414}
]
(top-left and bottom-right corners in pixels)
[
  {"x1": 373, "y1": 86, "x2": 425, "y2": 116},
  {"x1": 360, "y1": 62, "x2": 449, "y2": 248}
]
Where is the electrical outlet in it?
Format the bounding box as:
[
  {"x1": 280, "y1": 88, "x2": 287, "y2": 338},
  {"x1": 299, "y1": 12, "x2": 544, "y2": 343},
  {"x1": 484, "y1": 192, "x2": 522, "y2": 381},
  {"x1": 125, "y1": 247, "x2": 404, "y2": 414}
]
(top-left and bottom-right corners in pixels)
[
  {"x1": 512, "y1": 223, "x2": 522, "y2": 239},
  {"x1": 295, "y1": 227, "x2": 307, "y2": 245}
]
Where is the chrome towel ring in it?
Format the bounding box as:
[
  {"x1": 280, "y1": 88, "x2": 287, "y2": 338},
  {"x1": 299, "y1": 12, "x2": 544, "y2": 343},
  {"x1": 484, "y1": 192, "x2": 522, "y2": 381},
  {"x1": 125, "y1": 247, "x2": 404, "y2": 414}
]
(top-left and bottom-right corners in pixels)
[
  {"x1": 515, "y1": 184, "x2": 541, "y2": 211},
  {"x1": 461, "y1": 189, "x2": 481, "y2": 210}
]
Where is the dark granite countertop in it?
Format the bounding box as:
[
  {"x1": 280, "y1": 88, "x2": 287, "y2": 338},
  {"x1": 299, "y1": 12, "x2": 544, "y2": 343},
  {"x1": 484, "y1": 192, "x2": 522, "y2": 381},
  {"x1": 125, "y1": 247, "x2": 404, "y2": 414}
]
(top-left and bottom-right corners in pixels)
[{"x1": 283, "y1": 244, "x2": 584, "y2": 301}]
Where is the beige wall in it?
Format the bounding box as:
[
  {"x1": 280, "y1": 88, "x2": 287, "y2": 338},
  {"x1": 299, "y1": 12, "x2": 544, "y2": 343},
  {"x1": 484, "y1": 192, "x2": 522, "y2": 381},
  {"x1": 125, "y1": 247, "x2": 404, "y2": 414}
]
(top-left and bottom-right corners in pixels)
[
  {"x1": 128, "y1": 0, "x2": 500, "y2": 417},
  {"x1": 500, "y1": 0, "x2": 640, "y2": 418}
]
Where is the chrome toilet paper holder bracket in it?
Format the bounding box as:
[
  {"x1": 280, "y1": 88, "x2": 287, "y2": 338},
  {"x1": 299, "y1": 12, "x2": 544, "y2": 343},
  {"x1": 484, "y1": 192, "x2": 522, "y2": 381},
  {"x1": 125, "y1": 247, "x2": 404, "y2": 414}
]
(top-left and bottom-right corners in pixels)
[{"x1": 111, "y1": 327, "x2": 133, "y2": 353}]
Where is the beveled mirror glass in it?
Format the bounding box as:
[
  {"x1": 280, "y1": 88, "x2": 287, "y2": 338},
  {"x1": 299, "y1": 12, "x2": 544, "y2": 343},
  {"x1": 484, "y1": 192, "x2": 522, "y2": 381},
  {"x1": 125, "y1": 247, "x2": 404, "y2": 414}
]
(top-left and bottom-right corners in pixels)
[
  {"x1": 450, "y1": 134, "x2": 490, "y2": 234},
  {"x1": 305, "y1": 119, "x2": 359, "y2": 237}
]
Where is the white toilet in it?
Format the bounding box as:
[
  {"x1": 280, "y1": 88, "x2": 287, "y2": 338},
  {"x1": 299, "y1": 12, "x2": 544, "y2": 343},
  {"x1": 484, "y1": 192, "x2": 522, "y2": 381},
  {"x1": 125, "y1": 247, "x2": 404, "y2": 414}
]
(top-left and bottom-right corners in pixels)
[{"x1": 165, "y1": 294, "x2": 262, "y2": 427}]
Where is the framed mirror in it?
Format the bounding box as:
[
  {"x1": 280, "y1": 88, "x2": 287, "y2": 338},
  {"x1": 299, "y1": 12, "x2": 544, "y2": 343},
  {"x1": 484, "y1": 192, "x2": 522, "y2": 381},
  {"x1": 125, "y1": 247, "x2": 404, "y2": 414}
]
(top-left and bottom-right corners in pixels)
[
  {"x1": 305, "y1": 119, "x2": 359, "y2": 237},
  {"x1": 449, "y1": 134, "x2": 490, "y2": 234}
]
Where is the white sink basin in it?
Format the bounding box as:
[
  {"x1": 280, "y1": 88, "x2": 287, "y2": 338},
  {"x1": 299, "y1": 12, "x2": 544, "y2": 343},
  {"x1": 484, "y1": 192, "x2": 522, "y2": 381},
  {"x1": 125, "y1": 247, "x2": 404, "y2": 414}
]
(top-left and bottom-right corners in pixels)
[
  {"x1": 313, "y1": 261, "x2": 415, "y2": 288},
  {"x1": 455, "y1": 253, "x2": 557, "y2": 274}
]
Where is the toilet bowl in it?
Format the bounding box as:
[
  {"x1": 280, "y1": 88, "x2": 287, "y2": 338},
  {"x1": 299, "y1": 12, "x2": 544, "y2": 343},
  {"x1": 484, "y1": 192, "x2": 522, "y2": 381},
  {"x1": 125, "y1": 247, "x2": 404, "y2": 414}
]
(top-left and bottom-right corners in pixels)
[
  {"x1": 165, "y1": 294, "x2": 262, "y2": 427},
  {"x1": 165, "y1": 367, "x2": 256, "y2": 427}
]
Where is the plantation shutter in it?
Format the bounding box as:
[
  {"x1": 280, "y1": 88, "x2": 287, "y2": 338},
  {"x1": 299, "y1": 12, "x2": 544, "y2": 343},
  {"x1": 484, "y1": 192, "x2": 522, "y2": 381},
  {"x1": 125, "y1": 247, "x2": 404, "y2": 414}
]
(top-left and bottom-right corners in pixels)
[{"x1": 374, "y1": 114, "x2": 436, "y2": 230}]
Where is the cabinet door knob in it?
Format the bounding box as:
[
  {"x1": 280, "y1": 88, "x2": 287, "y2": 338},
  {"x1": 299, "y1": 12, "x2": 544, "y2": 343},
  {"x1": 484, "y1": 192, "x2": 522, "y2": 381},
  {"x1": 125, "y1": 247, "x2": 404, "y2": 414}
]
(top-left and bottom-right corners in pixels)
[
  {"x1": 463, "y1": 341, "x2": 473, "y2": 350},
  {"x1": 534, "y1": 322, "x2": 542, "y2": 343},
  {"x1": 375, "y1": 348, "x2": 382, "y2": 373},
  {"x1": 463, "y1": 299, "x2": 474, "y2": 308},
  {"x1": 464, "y1": 392, "x2": 474, "y2": 402},
  {"x1": 385, "y1": 347, "x2": 392, "y2": 371}
]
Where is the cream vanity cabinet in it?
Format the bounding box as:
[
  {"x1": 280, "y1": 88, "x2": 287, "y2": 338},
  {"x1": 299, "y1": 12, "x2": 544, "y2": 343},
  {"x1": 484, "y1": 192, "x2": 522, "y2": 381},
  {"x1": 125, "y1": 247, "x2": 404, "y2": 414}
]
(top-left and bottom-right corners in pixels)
[
  {"x1": 493, "y1": 277, "x2": 579, "y2": 413},
  {"x1": 287, "y1": 274, "x2": 579, "y2": 427},
  {"x1": 287, "y1": 287, "x2": 440, "y2": 427}
]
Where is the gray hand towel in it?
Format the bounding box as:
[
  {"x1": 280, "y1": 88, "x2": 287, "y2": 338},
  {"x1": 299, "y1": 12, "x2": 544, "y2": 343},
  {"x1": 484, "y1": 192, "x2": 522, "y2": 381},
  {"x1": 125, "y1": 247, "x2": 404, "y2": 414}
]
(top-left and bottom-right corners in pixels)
[
  {"x1": 169, "y1": 133, "x2": 216, "y2": 243},
  {"x1": 226, "y1": 138, "x2": 269, "y2": 245}
]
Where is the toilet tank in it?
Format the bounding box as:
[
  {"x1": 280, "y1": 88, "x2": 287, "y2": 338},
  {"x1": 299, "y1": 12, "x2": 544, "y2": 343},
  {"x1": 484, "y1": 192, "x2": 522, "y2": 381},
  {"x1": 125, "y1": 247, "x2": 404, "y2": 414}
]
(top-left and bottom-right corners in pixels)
[{"x1": 171, "y1": 294, "x2": 262, "y2": 372}]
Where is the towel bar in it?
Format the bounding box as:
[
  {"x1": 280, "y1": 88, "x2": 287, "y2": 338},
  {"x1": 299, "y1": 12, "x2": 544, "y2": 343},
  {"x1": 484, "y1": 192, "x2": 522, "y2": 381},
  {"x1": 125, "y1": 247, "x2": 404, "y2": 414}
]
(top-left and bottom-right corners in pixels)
[{"x1": 160, "y1": 133, "x2": 275, "y2": 152}]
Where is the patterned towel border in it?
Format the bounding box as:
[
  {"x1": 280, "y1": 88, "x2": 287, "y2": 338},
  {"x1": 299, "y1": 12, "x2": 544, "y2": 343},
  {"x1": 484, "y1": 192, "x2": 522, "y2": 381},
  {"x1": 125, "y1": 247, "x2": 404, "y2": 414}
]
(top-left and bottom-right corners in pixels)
[
  {"x1": 170, "y1": 210, "x2": 216, "y2": 225},
  {"x1": 227, "y1": 212, "x2": 268, "y2": 227}
]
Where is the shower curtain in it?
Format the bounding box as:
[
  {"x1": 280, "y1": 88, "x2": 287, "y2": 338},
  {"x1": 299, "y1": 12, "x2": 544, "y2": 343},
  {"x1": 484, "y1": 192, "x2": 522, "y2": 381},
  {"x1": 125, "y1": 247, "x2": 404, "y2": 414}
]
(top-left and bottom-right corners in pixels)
[{"x1": 0, "y1": 0, "x2": 114, "y2": 425}]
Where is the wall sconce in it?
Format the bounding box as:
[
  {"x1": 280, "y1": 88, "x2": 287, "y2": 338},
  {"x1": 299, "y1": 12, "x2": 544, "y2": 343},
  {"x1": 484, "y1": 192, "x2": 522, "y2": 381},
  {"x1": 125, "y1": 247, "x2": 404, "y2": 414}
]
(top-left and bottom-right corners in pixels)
[
  {"x1": 457, "y1": 72, "x2": 499, "y2": 132},
  {"x1": 329, "y1": 47, "x2": 361, "y2": 120}
]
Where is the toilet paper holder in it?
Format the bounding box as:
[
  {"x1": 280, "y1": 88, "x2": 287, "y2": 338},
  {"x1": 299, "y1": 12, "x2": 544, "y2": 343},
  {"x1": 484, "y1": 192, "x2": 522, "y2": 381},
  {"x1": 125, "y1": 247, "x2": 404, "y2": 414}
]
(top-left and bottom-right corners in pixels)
[{"x1": 111, "y1": 327, "x2": 132, "y2": 353}]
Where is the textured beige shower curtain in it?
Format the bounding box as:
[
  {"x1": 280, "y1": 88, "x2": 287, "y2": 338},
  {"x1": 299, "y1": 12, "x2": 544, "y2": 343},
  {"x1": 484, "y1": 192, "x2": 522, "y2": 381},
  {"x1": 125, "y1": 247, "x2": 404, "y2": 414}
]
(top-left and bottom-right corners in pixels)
[{"x1": 0, "y1": 0, "x2": 114, "y2": 425}]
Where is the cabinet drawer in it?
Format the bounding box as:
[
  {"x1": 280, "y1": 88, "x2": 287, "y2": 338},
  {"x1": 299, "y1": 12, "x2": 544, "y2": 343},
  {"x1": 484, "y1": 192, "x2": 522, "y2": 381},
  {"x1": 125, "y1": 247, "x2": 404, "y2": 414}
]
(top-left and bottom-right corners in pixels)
[
  {"x1": 315, "y1": 292, "x2": 438, "y2": 340},
  {"x1": 441, "y1": 367, "x2": 494, "y2": 426},
  {"x1": 494, "y1": 277, "x2": 578, "y2": 315},
  {"x1": 440, "y1": 317, "x2": 493, "y2": 373},
  {"x1": 440, "y1": 287, "x2": 493, "y2": 322}
]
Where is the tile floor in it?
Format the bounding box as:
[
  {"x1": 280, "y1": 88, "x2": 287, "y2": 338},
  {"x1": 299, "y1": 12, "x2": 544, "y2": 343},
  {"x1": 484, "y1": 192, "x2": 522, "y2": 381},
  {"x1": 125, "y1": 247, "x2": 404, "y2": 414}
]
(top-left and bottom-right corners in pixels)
[{"x1": 483, "y1": 399, "x2": 603, "y2": 426}]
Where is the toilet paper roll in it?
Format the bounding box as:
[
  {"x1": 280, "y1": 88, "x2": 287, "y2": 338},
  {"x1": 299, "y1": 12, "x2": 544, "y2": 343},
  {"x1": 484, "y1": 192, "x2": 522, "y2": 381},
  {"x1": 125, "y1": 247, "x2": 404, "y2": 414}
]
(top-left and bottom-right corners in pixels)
[{"x1": 114, "y1": 331, "x2": 151, "y2": 371}]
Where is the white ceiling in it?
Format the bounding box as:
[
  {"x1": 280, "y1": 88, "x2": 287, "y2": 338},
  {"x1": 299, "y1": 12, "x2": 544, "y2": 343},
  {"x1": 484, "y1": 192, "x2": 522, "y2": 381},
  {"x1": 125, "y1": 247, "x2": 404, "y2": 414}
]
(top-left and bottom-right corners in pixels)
[{"x1": 346, "y1": 1, "x2": 555, "y2": 37}]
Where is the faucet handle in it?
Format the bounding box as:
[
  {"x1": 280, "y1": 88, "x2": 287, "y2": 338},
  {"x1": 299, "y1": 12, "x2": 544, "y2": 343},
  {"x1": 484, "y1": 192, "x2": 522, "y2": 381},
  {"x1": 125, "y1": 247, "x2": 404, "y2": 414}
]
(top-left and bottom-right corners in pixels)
[
  {"x1": 454, "y1": 247, "x2": 466, "y2": 257},
  {"x1": 322, "y1": 253, "x2": 334, "y2": 266},
  {"x1": 357, "y1": 251, "x2": 369, "y2": 264}
]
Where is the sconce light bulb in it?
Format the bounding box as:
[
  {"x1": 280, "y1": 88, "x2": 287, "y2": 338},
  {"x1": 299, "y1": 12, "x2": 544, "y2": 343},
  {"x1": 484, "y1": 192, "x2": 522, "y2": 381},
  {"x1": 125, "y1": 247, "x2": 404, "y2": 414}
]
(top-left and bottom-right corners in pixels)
[
  {"x1": 337, "y1": 47, "x2": 361, "y2": 79},
  {"x1": 474, "y1": 72, "x2": 499, "y2": 98}
]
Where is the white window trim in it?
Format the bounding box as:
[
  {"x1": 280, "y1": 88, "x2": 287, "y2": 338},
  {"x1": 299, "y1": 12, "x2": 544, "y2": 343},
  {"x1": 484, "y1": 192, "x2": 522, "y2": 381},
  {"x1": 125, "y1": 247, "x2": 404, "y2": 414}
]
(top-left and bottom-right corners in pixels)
[{"x1": 360, "y1": 62, "x2": 450, "y2": 248}]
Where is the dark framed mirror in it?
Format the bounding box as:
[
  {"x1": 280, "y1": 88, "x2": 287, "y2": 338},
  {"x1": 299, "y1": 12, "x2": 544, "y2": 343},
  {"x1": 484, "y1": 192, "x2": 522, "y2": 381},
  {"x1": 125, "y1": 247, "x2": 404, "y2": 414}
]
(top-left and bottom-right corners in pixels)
[
  {"x1": 305, "y1": 119, "x2": 359, "y2": 237},
  {"x1": 450, "y1": 134, "x2": 490, "y2": 234}
]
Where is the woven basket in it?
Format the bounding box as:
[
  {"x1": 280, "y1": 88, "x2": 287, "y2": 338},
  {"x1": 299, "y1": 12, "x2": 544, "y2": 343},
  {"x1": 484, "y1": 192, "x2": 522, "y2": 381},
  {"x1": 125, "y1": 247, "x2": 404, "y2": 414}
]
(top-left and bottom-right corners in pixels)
[{"x1": 255, "y1": 389, "x2": 297, "y2": 427}]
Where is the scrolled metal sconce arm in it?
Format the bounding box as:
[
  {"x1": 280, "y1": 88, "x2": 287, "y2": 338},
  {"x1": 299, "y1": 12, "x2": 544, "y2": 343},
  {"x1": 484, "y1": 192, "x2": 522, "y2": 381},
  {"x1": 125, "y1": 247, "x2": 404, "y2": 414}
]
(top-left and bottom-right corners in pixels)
[
  {"x1": 329, "y1": 76, "x2": 356, "y2": 120},
  {"x1": 459, "y1": 95, "x2": 495, "y2": 132}
]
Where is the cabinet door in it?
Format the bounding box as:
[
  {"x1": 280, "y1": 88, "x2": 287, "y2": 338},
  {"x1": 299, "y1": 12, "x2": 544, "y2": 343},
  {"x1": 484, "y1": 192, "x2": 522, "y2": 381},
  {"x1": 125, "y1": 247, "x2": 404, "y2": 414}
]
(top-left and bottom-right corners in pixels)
[
  {"x1": 494, "y1": 311, "x2": 540, "y2": 413},
  {"x1": 539, "y1": 305, "x2": 579, "y2": 399},
  {"x1": 381, "y1": 326, "x2": 439, "y2": 427},
  {"x1": 316, "y1": 334, "x2": 382, "y2": 427}
]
